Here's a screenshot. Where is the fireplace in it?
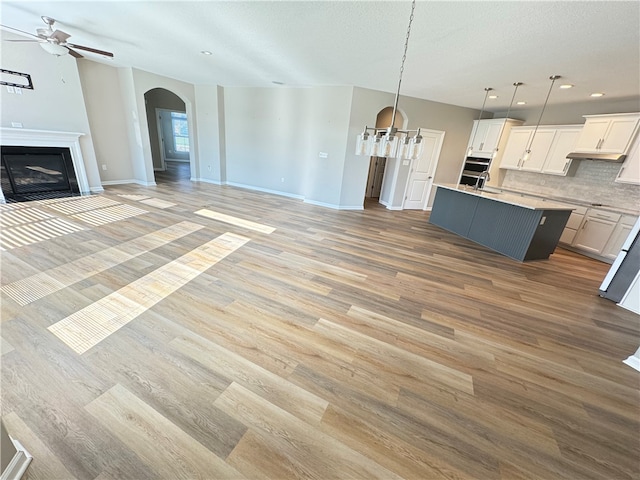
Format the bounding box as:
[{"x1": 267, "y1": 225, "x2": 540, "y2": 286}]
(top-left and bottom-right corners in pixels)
[
  {"x1": 1, "y1": 146, "x2": 81, "y2": 201},
  {"x1": 0, "y1": 128, "x2": 94, "y2": 203}
]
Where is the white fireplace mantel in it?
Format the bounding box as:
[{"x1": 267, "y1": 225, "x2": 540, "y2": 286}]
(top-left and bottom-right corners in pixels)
[{"x1": 0, "y1": 128, "x2": 92, "y2": 201}]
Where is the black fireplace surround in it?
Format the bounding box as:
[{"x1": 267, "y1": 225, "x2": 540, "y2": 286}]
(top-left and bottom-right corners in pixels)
[{"x1": 1, "y1": 146, "x2": 80, "y2": 202}]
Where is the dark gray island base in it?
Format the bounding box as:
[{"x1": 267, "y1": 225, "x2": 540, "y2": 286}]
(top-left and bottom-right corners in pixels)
[{"x1": 429, "y1": 185, "x2": 573, "y2": 262}]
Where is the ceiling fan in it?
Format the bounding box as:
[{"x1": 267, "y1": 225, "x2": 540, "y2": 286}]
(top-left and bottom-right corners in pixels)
[{"x1": 1, "y1": 16, "x2": 113, "y2": 58}]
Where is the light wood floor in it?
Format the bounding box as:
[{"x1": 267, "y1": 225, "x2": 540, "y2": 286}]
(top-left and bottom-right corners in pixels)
[{"x1": 1, "y1": 179, "x2": 638, "y2": 480}]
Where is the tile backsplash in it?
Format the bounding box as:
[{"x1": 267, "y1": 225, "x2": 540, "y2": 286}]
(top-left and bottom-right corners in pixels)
[{"x1": 502, "y1": 160, "x2": 640, "y2": 212}]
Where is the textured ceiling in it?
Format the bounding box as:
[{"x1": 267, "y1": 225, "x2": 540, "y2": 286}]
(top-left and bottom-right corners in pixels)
[{"x1": 1, "y1": 1, "x2": 639, "y2": 112}]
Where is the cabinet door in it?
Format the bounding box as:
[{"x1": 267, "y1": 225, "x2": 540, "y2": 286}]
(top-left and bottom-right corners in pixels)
[
  {"x1": 542, "y1": 128, "x2": 581, "y2": 175},
  {"x1": 500, "y1": 129, "x2": 532, "y2": 170},
  {"x1": 602, "y1": 219, "x2": 636, "y2": 260},
  {"x1": 480, "y1": 121, "x2": 505, "y2": 153},
  {"x1": 469, "y1": 121, "x2": 489, "y2": 152},
  {"x1": 572, "y1": 217, "x2": 616, "y2": 254},
  {"x1": 520, "y1": 130, "x2": 556, "y2": 172},
  {"x1": 600, "y1": 117, "x2": 640, "y2": 153},
  {"x1": 574, "y1": 118, "x2": 610, "y2": 152},
  {"x1": 616, "y1": 133, "x2": 640, "y2": 185}
]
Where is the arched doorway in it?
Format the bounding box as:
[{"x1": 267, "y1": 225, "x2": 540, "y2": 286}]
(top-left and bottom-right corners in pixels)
[
  {"x1": 144, "y1": 88, "x2": 191, "y2": 183},
  {"x1": 364, "y1": 107, "x2": 405, "y2": 206}
]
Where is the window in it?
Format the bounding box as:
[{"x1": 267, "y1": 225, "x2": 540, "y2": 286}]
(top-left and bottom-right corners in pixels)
[{"x1": 171, "y1": 112, "x2": 189, "y2": 153}]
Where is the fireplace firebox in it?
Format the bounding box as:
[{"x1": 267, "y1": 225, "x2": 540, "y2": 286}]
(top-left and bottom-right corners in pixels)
[{"x1": 1, "y1": 146, "x2": 80, "y2": 202}]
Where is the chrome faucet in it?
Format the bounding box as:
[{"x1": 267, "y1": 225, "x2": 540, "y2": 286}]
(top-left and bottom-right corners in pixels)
[{"x1": 474, "y1": 170, "x2": 490, "y2": 190}]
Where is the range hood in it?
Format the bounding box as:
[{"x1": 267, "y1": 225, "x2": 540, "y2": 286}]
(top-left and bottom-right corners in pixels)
[{"x1": 566, "y1": 152, "x2": 626, "y2": 162}]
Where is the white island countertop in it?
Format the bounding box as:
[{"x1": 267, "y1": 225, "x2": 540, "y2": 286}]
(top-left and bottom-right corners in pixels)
[{"x1": 435, "y1": 184, "x2": 576, "y2": 211}]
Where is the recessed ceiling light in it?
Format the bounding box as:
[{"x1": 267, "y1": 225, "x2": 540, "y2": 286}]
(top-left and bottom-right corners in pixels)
[
  {"x1": 201, "y1": 50, "x2": 213, "y2": 55},
  {"x1": 488, "y1": 95, "x2": 498, "y2": 99},
  {"x1": 516, "y1": 101, "x2": 527, "y2": 105},
  {"x1": 590, "y1": 92, "x2": 605, "y2": 97},
  {"x1": 559, "y1": 84, "x2": 574, "y2": 89}
]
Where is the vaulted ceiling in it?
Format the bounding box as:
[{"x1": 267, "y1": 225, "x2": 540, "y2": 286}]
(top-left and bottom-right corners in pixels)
[{"x1": 2, "y1": 1, "x2": 639, "y2": 112}]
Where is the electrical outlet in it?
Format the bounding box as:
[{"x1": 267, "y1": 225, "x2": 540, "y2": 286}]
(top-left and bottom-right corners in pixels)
[
  {"x1": 318, "y1": 152, "x2": 328, "y2": 158},
  {"x1": 11, "y1": 122, "x2": 23, "y2": 128},
  {"x1": 207, "y1": 165, "x2": 212, "y2": 171},
  {"x1": 15, "y1": 88, "x2": 22, "y2": 95},
  {"x1": 281, "y1": 177, "x2": 285, "y2": 183},
  {"x1": 6, "y1": 86, "x2": 14, "y2": 93},
  {"x1": 101, "y1": 164, "x2": 107, "y2": 171}
]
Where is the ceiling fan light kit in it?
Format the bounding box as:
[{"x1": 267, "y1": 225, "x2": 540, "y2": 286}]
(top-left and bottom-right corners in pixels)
[{"x1": 39, "y1": 41, "x2": 68, "y2": 56}]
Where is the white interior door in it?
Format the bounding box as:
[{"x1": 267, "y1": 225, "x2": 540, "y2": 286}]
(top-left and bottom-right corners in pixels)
[{"x1": 403, "y1": 129, "x2": 445, "y2": 210}]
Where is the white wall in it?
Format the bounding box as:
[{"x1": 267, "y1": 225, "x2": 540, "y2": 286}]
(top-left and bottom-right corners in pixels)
[
  {"x1": 0, "y1": 30, "x2": 102, "y2": 191},
  {"x1": 194, "y1": 84, "x2": 224, "y2": 183},
  {"x1": 77, "y1": 60, "x2": 134, "y2": 182},
  {"x1": 223, "y1": 86, "x2": 353, "y2": 206}
]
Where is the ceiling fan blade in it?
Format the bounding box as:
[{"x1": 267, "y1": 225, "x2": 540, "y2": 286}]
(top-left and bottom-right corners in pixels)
[
  {"x1": 50, "y1": 30, "x2": 71, "y2": 43},
  {"x1": 66, "y1": 43, "x2": 113, "y2": 58},
  {"x1": 66, "y1": 47, "x2": 83, "y2": 58},
  {"x1": 0, "y1": 24, "x2": 40, "y2": 39}
]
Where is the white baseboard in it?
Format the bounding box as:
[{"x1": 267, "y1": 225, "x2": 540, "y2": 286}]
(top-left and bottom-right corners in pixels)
[
  {"x1": 225, "y1": 182, "x2": 304, "y2": 200},
  {"x1": 101, "y1": 179, "x2": 157, "y2": 187},
  {"x1": 191, "y1": 177, "x2": 223, "y2": 185},
  {"x1": 0, "y1": 439, "x2": 32, "y2": 480},
  {"x1": 623, "y1": 354, "x2": 640, "y2": 372},
  {"x1": 303, "y1": 199, "x2": 363, "y2": 210},
  {"x1": 379, "y1": 199, "x2": 403, "y2": 210},
  {"x1": 89, "y1": 186, "x2": 104, "y2": 194}
]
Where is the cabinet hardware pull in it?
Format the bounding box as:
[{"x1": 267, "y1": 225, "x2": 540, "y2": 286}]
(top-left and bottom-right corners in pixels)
[{"x1": 480, "y1": 142, "x2": 484, "y2": 150}]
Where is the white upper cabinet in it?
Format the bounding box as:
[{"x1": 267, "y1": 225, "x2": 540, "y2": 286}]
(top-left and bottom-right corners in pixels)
[
  {"x1": 467, "y1": 119, "x2": 514, "y2": 157},
  {"x1": 500, "y1": 128, "x2": 532, "y2": 169},
  {"x1": 573, "y1": 113, "x2": 640, "y2": 154},
  {"x1": 499, "y1": 125, "x2": 580, "y2": 176},
  {"x1": 521, "y1": 130, "x2": 556, "y2": 172},
  {"x1": 615, "y1": 130, "x2": 640, "y2": 185},
  {"x1": 541, "y1": 127, "x2": 581, "y2": 175}
]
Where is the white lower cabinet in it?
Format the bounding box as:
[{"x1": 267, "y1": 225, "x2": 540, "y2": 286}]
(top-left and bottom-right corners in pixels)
[
  {"x1": 559, "y1": 206, "x2": 587, "y2": 245},
  {"x1": 601, "y1": 215, "x2": 637, "y2": 260},
  {"x1": 572, "y1": 209, "x2": 621, "y2": 255}
]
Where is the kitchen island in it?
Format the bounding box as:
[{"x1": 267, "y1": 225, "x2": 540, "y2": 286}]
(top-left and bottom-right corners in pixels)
[{"x1": 429, "y1": 184, "x2": 575, "y2": 261}]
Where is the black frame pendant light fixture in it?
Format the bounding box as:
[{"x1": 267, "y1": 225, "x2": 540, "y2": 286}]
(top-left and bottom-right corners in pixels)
[{"x1": 355, "y1": 0, "x2": 425, "y2": 161}]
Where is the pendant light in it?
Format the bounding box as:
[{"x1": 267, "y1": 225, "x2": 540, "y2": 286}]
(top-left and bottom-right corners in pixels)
[
  {"x1": 490, "y1": 81, "x2": 522, "y2": 159},
  {"x1": 467, "y1": 87, "x2": 493, "y2": 157},
  {"x1": 355, "y1": 0, "x2": 424, "y2": 160},
  {"x1": 522, "y1": 75, "x2": 561, "y2": 162}
]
